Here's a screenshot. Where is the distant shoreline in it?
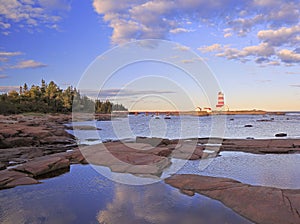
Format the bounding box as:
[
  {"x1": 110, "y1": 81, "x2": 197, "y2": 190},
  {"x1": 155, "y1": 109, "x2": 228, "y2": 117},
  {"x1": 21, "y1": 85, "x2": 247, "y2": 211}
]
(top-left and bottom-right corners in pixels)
[{"x1": 128, "y1": 110, "x2": 287, "y2": 116}]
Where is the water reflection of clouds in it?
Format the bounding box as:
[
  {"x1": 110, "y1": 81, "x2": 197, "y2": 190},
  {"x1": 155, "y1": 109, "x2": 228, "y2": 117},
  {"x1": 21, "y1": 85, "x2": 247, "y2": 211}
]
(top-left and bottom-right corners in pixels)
[
  {"x1": 0, "y1": 190, "x2": 76, "y2": 224},
  {"x1": 97, "y1": 183, "x2": 252, "y2": 224}
]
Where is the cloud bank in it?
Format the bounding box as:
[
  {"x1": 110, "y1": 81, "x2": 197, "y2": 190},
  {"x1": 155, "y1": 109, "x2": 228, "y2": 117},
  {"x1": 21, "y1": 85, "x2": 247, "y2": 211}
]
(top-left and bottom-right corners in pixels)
[
  {"x1": 0, "y1": 0, "x2": 72, "y2": 33},
  {"x1": 92, "y1": 0, "x2": 300, "y2": 65}
]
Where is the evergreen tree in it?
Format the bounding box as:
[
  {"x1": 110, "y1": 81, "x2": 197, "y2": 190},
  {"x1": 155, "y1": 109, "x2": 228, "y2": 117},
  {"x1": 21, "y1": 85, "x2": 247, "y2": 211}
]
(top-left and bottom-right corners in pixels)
[{"x1": 0, "y1": 80, "x2": 127, "y2": 114}]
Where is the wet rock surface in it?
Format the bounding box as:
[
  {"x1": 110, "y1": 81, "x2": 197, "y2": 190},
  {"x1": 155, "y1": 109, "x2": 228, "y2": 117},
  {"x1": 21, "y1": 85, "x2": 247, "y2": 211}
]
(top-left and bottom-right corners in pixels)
[
  {"x1": 0, "y1": 114, "x2": 75, "y2": 149},
  {"x1": 81, "y1": 142, "x2": 173, "y2": 176},
  {"x1": 165, "y1": 174, "x2": 300, "y2": 224},
  {"x1": 221, "y1": 138, "x2": 300, "y2": 154},
  {"x1": 0, "y1": 170, "x2": 39, "y2": 190}
]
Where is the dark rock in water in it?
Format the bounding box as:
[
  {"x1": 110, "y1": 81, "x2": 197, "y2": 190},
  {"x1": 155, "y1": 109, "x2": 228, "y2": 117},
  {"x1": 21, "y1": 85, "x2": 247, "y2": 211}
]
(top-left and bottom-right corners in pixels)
[
  {"x1": 244, "y1": 124, "x2": 253, "y2": 127},
  {"x1": 85, "y1": 138, "x2": 100, "y2": 142},
  {"x1": 257, "y1": 119, "x2": 273, "y2": 122},
  {"x1": 246, "y1": 137, "x2": 254, "y2": 139},
  {"x1": 275, "y1": 133, "x2": 287, "y2": 137},
  {"x1": 68, "y1": 125, "x2": 102, "y2": 131},
  {"x1": 230, "y1": 118, "x2": 234, "y2": 121}
]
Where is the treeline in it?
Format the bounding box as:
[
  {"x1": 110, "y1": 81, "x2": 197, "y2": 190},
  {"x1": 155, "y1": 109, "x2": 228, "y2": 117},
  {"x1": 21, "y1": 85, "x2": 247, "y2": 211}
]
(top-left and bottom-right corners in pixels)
[{"x1": 0, "y1": 80, "x2": 127, "y2": 114}]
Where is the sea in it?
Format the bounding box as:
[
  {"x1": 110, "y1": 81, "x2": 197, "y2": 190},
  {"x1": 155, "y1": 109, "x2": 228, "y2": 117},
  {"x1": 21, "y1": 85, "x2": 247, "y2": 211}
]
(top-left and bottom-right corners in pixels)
[{"x1": 0, "y1": 113, "x2": 299, "y2": 224}]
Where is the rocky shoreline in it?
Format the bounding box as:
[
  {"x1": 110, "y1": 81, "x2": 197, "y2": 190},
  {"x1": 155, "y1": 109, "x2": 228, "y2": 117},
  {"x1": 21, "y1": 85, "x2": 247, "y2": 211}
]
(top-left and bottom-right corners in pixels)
[
  {"x1": 0, "y1": 114, "x2": 299, "y2": 224},
  {"x1": 0, "y1": 114, "x2": 299, "y2": 188},
  {"x1": 0, "y1": 115, "x2": 300, "y2": 223}
]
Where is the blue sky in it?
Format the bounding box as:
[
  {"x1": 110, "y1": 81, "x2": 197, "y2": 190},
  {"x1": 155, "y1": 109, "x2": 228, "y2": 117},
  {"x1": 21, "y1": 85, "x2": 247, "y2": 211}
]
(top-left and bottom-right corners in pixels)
[{"x1": 0, "y1": 0, "x2": 300, "y2": 111}]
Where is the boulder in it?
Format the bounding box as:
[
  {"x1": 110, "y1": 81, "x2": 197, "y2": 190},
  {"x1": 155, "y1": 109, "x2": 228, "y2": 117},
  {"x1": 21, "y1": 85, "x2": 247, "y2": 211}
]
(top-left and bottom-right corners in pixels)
[
  {"x1": 275, "y1": 133, "x2": 287, "y2": 137},
  {"x1": 244, "y1": 124, "x2": 253, "y2": 127}
]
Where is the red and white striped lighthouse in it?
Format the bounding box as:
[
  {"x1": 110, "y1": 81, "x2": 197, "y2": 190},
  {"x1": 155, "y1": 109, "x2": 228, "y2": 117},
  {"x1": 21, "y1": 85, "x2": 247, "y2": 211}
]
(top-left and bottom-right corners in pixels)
[{"x1": 216, "y1": 92, "x2": 224, "y2": 108}]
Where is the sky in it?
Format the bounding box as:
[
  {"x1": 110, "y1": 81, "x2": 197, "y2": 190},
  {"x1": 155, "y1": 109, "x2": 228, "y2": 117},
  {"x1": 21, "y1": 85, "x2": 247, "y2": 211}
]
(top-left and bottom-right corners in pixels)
[{"x1": 0, "y1": 0, "x2": 300, "y2": 111}]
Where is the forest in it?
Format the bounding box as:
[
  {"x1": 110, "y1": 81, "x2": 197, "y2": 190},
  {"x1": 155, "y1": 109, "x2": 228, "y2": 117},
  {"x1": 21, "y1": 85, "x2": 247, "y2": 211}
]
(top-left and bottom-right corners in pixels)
[{"x1": 0, "y1": 80, "x2": 127, "y2": 114}]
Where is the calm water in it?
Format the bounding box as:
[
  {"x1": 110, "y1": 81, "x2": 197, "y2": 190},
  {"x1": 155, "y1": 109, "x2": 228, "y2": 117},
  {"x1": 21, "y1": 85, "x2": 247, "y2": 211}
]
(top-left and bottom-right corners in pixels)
[
  {"x1": 70, "y1": 113, "x2": 300, "y2": 145},
  {"x1": 0, "y1": 165, "x2": 253, "y2": 224},
  {"x1": 0, "y1": 114, "x2": 300, "y2": 223}
]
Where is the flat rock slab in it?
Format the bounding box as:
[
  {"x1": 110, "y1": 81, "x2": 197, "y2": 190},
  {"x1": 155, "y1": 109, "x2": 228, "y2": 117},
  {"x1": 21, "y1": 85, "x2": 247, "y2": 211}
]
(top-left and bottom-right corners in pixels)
[
  {"x1": 221, "y1": 139, "x2": 300, "y2": 154},
  {"x1": 171, "y1": 144, "x2": 204, "y2": 160},
  {"x1": 13, "y1": 156, "x2": 70, "y2": 178},
  {"x1": 0, "y1": 170, "x2": 39, "y2": 189},
  {"x1": 81, "y1": 142, "x2": 172, "y2": 176},
  {"x1": 0, "y1": 149, "x2": 86, "y2": 190},
  {"x1": 165, "y1": 174, "x2": 300, "y2": 224}
]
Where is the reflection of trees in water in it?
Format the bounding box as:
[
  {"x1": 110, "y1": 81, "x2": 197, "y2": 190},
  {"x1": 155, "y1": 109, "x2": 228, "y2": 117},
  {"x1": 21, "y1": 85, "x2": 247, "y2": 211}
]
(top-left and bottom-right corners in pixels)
[{"x1": 97, "y1": 182, "x2": 252, "y2": 224}]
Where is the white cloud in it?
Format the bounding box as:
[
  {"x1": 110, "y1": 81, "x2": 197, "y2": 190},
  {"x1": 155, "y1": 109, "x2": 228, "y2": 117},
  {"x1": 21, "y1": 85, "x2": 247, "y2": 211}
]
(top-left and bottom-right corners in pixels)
[
  {"x1": 170, "y1": 28, "x2": 193, "y2": 34},
  {"x1": 0, "y1": 21, "x2": 10, "y2": 29},
  {"x1": 266, "y1": 60, "x2": 280, "y2": 66},
  {"x1": 181, "y1": 59, "x2": 194, "y2": 64},
  {"x1": 38, "y1": 0, "x2": 72, "y2": 11},
  {"x1": 224, "y1": 32, "x2": 232, "y2": 38},
  {"x1": 0, "y1": 51, "x2": 23, "y2": 71},
  {"x1": 92, "y1": 0, "x2": 300, "y2": 45},
  {"x1": 205, "y1": 42, "x2": 275, "y2": 64},
  {"x1": 257, "y1": 25, "x2": 300, "y2": 46},
  {"x1": 0, "y1": 0, "x2": 71, "y2": 31},
  {"x1": 173, "y1": 45, "x2": 190, "y2": 51},
  {"x1": 277, "y1": 49, "x2": 300, "y2": 63},
  {"x1": 242, "y1": 43, "x2": 274, "y2": 57},
  {"x1": 92, "y1": 0, "x2": 300, "y2": 65},
  {"x1": 0, "y1": 51, "x2": 22, "y2": 57},
  {"x1": 198, "y1": 44, "x2": 222, "y2": 53},
  {"x1": 11, "y1": 59, "x2": 47, "y2": 69}
]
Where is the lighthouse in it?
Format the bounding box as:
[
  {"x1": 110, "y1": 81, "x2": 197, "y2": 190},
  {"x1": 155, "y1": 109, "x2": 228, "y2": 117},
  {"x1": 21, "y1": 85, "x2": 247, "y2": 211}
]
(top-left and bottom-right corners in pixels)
[{"x1": 216, "y1": 92, "x2": 225, "y2": 108}]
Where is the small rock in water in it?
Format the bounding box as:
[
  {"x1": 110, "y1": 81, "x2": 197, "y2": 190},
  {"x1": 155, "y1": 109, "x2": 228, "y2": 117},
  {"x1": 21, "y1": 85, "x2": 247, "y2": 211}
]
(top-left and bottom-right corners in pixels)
[
  {"x1": 244, "y1": 124, "x2": 253, "y2": 127},
  {"x1": 275, "y1": 133, "x2": 287, "y2": 137}
]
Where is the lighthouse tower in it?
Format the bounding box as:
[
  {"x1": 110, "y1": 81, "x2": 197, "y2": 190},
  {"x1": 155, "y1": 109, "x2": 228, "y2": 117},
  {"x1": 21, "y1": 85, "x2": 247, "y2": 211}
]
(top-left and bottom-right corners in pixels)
[{"x1": 216, "y1": 92, "x2": 225, "y2": 108}]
